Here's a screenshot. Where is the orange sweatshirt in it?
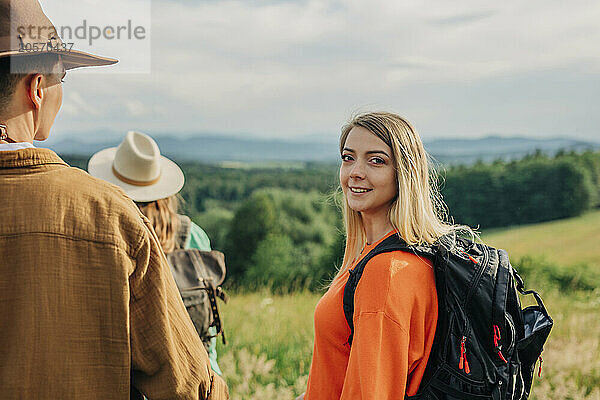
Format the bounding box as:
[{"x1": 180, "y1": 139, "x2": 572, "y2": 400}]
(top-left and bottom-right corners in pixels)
[{"x1": 305, "y1": 230, "x2": 438, "y2": 400}]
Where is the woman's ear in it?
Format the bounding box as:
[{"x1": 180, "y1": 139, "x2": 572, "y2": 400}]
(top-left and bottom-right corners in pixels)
[{"x1": 27, "y1": 73, "x2": 45, "y2": 110}]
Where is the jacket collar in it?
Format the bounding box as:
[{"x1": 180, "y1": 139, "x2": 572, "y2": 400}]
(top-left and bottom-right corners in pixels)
[{"x1": 0, "y1": 148, "x2": 68, "y2": 169}]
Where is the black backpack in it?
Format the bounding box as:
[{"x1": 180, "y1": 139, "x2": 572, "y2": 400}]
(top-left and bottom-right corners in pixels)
[{"x1": 343, "y1": 233, "x2": 553, "y2": 400}]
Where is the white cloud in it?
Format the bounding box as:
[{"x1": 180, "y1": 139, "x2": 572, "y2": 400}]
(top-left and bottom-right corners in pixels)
[
  {"x1": 50, "y1": 0, "x2": 600, "y2": 141},
  {"x1": 60, "y1": 90, "x2": 103, "y2": 116}
]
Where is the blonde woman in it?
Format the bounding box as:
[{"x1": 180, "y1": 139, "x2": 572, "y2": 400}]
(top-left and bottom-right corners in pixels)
[
  {"x1": 301, "y1": 112, "x2": 469, "y2": 399},
  {"x1": 88, "y1": 131, "x2": 221, "y2": 377}
]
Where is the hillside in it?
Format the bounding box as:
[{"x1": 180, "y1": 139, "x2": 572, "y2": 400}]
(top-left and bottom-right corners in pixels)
[{"x1": 482, "y1": 209, "x2": 600, "y2": 268}]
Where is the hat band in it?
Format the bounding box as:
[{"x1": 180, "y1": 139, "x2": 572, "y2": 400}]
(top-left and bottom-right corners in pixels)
[{"x1": 112, "y1": 165, "x2": 161, "y2": 187}]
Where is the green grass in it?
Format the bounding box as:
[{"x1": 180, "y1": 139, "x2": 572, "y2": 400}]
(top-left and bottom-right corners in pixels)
[
  {"x1": 216, "y1": 291, "x2": 318, "y2": 399},
  {"x1": 482, "y1": 209, "x2": 600, "y2": 268},
  {"x1": 527, "y1": 291, "x2": 600, "y2": 400}
]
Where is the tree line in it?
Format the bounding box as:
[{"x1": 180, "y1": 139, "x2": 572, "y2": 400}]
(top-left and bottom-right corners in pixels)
[{"x1": 441, "y1": 150, "x2": 600, "y2": 228}]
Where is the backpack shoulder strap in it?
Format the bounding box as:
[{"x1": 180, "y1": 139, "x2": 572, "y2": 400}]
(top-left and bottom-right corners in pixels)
[
  {"x1": 175, "y1": 214, "x2": 192, "y2": 249},
  {"x1": 342, "y1": 234, "x2": 435, "y2": 346}
]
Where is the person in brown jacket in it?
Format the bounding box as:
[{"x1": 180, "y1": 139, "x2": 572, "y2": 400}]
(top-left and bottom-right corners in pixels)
[{"x1": 0, "y1": 0, "x2": 228, "y2": 399}]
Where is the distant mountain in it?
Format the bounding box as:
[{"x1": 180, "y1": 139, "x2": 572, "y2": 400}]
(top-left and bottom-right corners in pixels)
[
  {"x1": 425, "y1": 135, "x2": 599, "y2": 164},
  {"x1": 42, "y1": 134, "x2": 337, "y2": 164},
  {"x1": 40, "y1": 133, "x2": 600, "y2": 165}
]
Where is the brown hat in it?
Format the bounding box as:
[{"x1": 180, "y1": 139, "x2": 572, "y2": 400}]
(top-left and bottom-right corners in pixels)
[{"x1": 0, "y1": 0, "x2": 117, "y2": 70}]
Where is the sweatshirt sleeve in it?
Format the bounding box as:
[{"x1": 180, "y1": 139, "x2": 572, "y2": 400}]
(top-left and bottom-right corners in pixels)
[{"x1": 340, "y1": 311, "x2": 410, "y2": 399}]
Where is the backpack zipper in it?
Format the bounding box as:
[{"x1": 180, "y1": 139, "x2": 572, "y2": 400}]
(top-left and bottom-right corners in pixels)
[
  {"x1": 456, "y1": 244, "x2": 490, "y2": 374},
  {"x1": 459, "y1": 335, "x2": 471, "y2": 374},
  {"x1": 460, "y1": 245, "x2": 488, "y2": 313}
]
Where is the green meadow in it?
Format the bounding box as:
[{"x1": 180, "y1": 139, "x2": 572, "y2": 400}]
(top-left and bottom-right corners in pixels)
[
  {"x1": 216, "y1": 211, "x2": 600, "y2": 399},
  {"x1": 483, "y1": 210, "x2": 600, "y2": 269}
]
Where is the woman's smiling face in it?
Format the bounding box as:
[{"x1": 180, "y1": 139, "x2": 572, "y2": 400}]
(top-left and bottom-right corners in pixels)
[{"x1": 339, "y1": 126, "x2": 398, "y2": 218}]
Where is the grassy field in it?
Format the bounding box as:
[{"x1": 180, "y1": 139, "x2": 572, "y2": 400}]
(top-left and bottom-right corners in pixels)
[
  {"x1": 216, "y1": 212, "x2": 600, "y2": 399},
  {"x1": 482, "y1": 209, "x2": 600, "y2": 268},
  {"x1": 216, "y1": 291, "x2": 316, "y2": 399}
]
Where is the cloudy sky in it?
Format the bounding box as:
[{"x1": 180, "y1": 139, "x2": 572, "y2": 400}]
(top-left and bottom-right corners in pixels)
[{"x1": 45, "y1": 0, "x2": 600, "y2": 142}]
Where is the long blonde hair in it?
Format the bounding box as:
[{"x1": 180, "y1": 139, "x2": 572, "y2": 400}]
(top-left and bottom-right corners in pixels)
[
  {"x1": 136, "y1": 195, "x2": 180, "y2": 253},
  {"x1": 337, "y1": 112, "x2": 472, "y2": 275}
]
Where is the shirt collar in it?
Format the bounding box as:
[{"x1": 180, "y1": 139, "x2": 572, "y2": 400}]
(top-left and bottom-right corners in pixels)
[
  {"x1": 0, "y1": 142, "x2": 35, "y2": 151},
  {"x1": 0, "y1": 147, "x2": 68, "y2": 169}
]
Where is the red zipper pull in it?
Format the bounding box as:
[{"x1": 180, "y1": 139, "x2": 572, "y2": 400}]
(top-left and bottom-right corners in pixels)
[
  {"x1": 498, "y1": 350, "x2": 508, "y2": 363},
  {"x1": 493, "y1": 325, "x2": 508, "y2": 363},
  {"x1": 459, "y1": 336, "x2": 471, "y2": 374},
  {"x1": 537, "y1": 355, "x2": 543, "y2": 378},
  {"x1": 461, "y1": 250, "x2": 479, "y2": 264},
  {"x1": 493, "y1": 325, "x2": 501, "y2": 347}
]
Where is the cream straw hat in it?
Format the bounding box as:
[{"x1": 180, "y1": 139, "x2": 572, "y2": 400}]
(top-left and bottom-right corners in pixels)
[{"x1": 88, "y1": 131, "x2": 185, "y2": 202}]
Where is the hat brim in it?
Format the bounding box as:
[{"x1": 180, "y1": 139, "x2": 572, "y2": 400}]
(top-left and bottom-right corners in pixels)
[
  {"x1": 87, "y1": 147, "x2": 185, "y2": 203},
  {"x1": 59, "y1": 49, "x2": 118, "y2": 70},
  {"x1": 1, "y1": 49, "x2": 117, "y2": 70}
]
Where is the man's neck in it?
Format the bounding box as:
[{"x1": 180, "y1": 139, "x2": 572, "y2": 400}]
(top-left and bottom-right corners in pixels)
[
  {"x1": 0, "y1": 138, "x2": 34, "y2": 144},
  {"x1": 0, "y1": 116, "x2": 36, "y2": 144}
]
